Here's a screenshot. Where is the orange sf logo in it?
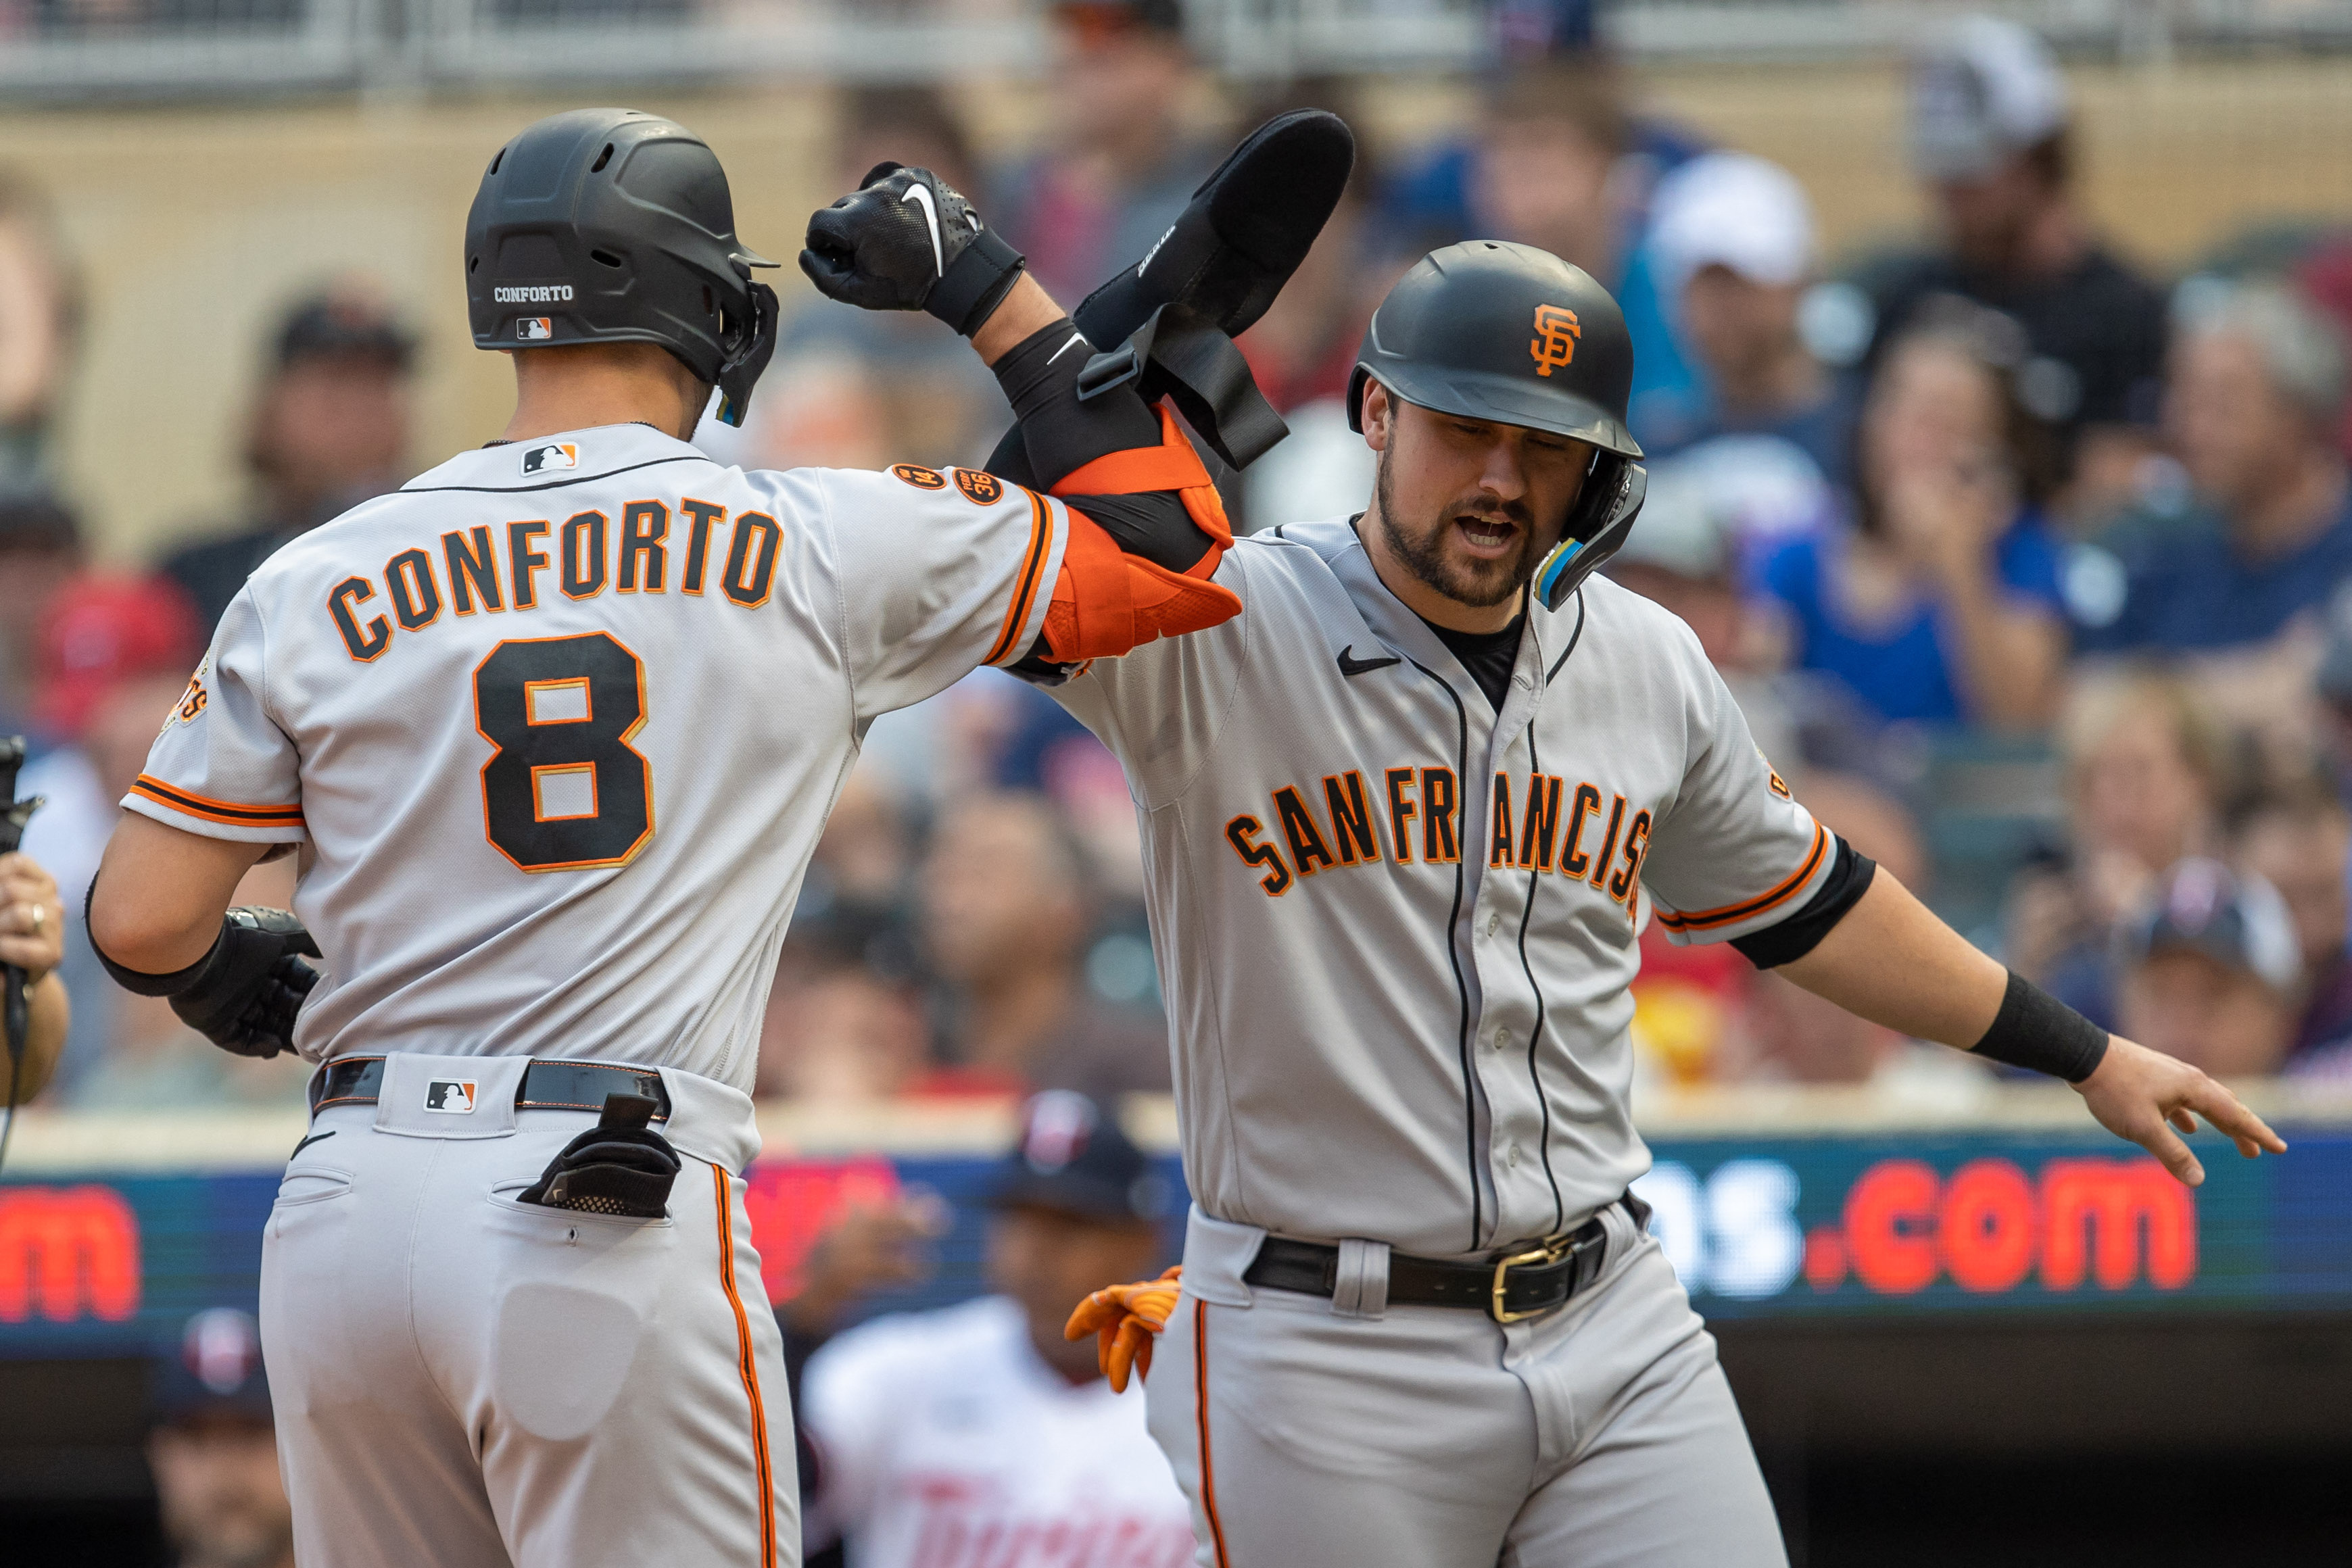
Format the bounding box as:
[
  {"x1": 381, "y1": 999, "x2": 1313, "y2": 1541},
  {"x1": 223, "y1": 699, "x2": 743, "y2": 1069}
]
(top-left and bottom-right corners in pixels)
[{"x1": 1530, "y1": 305, "x2": 1581, "y2": 377}]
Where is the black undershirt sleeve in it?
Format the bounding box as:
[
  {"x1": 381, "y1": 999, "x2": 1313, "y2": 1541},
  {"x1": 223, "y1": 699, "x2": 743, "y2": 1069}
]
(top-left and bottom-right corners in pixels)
[{"x1": 1729, "y1": 835, "x2": 1877, "y2": 969}]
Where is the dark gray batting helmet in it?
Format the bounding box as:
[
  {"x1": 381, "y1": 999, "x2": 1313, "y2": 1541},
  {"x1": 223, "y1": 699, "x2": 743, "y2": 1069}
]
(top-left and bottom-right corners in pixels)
[
  {"x1": 1347, "y1": 241, "x2": 1649, "y2": 610},
  {"x1": 466, "y1": 108, "x2": 781, "y2": 426}
]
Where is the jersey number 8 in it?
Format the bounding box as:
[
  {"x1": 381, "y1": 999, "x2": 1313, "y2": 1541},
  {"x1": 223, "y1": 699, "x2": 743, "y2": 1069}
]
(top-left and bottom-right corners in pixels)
[{"x1": 473, "y1": 633, "x2": 654, "y2": 872}]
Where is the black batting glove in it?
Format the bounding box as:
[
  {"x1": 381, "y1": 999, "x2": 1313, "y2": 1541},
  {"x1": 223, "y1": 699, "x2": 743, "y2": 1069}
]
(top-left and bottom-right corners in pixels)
[
  {"x1": 799, "y1": 163, "x2": 1026, "y2": 336},
  {"x1": 168, "y1": 908, "x2": 321, "y2": 1060}
]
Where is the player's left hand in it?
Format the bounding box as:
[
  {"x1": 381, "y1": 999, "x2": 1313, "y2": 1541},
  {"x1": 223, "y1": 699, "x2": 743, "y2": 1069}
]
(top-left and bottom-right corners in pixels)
[
  {"x1": 0, "y1": 854, "x2": 66, "y2": 983},
  {"x1": 800, "y1": 164, "x2": 1014, "y2": 326},
  {"x1": 1065, "y1": 1265, "x2": 1182, "y2": 1393},
  {"x1": 2072, "y1": 1034, "x2": 2287, "y2": 1186}
]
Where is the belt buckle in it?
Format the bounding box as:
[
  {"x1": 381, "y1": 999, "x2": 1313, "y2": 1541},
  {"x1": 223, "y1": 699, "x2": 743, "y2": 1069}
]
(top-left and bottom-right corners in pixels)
[{"x1": 1489, "y1": 1234, "x2": 1573, "y2": 1324}]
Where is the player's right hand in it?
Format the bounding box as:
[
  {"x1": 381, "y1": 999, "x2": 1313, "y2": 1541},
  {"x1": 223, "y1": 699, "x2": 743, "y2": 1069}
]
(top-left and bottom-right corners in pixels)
[
  {"x1": 2072, "y1": 1034, "x2": 2287, "y2": 1185},
  {"x1": 800, "y1": 164, "x2": 985, "y2": 314},
  {"x1": 170, "y1": 907, "x2": 321, "y2": 1060},
  {"x1": 1065, "y1": 1265, "x2": 1182, "y2": 1393}
]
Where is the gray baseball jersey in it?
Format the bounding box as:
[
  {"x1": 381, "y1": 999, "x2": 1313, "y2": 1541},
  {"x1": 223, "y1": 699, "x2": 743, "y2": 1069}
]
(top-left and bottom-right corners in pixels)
[
  {"x1": 1051, "y1": 515, "x2": 1828, "y2": 1261},
  {"x1": 126, "y1": 424, "x2": 1069, "y2": 1094}
]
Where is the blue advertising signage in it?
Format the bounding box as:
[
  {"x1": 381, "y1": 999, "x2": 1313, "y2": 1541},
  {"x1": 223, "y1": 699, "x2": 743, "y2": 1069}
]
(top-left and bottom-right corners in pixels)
[{"x1": 4, "y1": 1125, "x2": 2349, "y2": 1358}]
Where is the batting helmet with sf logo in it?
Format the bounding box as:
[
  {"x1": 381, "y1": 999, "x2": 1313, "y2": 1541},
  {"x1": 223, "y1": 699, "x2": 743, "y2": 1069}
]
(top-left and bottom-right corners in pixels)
[{"x1": 1345, "y1": 241, "x2": 1647, "y2": 611}]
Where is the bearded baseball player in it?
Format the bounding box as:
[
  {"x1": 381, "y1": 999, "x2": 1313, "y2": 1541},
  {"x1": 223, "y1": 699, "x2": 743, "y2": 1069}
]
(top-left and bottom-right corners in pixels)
[
  {"x1": 82, "y1": 105, "x2": 1351, "y2": 1567},
  {"x1": 832, "y1": 239, "x2": 2289, "y2": 1567}
]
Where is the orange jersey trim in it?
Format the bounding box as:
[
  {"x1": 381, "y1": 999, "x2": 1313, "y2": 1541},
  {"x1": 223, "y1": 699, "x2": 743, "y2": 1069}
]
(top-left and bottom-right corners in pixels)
[
  {"x1": 983, "y1": 487, "x2": 1055, "y2": 666},
  {"x1": 1194, "y1": 1299, "x2": 1233, "y2": 1568},
  {"x1": 1655, "y1": 822, "x2": 1829, "y2": 933},
  {"x1": 713, "y1": 1164, "x2": 779, "y2": 1568},
  {"x1": 128, "y1": 775, "x2": 304, "y2": 829}
]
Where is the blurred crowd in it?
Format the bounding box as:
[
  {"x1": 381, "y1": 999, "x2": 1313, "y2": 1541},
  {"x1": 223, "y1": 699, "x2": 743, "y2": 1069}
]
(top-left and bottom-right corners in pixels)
[{"x1": 10, "y1": 0, "x2": 2352, "y2": 1138}]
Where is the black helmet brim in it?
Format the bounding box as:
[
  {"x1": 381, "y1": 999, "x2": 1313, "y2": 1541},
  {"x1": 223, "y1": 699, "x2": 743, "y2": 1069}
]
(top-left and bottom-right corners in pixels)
[{"x1": 1349, "y1": 362, "x2": 1642, "y2": 461}]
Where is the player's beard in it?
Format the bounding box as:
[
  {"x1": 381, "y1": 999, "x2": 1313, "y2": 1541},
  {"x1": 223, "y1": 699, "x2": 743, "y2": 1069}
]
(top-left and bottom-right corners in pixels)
[{"x1": 1373, "y1": 447, "x2": 1547, "y2": 609}]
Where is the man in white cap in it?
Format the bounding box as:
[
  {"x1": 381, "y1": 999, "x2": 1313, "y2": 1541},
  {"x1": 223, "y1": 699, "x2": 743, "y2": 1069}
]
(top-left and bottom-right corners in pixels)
[
  {"x1": 1644, "y1": 151, "x2": 1852, "y2": 483},
  {"x1": 1855, "y1": 14, "x2": 2167, "y2": 516}
]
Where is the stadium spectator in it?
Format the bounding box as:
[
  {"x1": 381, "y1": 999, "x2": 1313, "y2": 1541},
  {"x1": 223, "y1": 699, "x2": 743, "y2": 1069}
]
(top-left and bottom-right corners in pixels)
[
  {"x1": 0, "y1": 170, "x2": 79, "y2": 498},
  {"x1": 1642, "y1": 151, "x2": 1853, "y2": 483},
  {"x1": 701, "y1": 87, "x2": 1005, "y2": 474},
  {"x1": 2006, "y1": 671, "x2": 2230, "y2": 1031},
  {"x1": 2113, "y1": 858, "x2": 2300, "y2": 1079},
  {"x1": 1755, "y1": 300, "x2": 2068, "y2": 730},
  {"x1": 919, "y1": 793, "x2": 1168, "y2": 1096},
  {"x1": 1467, "y1": 63, "x2": 1698, "y2": 440},
  {"x1": 2072, "y1": 284, "x2": 2352, "y2": 658},
  {"x1": 16, "y1": 575, "x2": 201, "y2": 1095},
  {"x1": 2234, "y1": 785, "x2": 2352, "y2": 1068},
  {"x1": 1852, "y1": 15, "x2": 2167, "y2": 517},
  {"x1": 988, "y1": 0, "x2": 1218, "y2": 308},
  {"x1": 758, "y1": 918, "x2": 928, "y2": 1105},
  {"x1": 796, "y1": 1092, "x2": 1192, "y2": 1567},
  {"x1": 0, "y1": 491, "x2": 81, "y2": 739},
  {"x1": 147, "y1": 1308, "x2": 295, "y2": 1568},
  {"x1": 160, "y1": 286, "x2": 416, "y2": 633},
  {"x1": 18, "y1": 578, "x2": 305, "y2": 1108}
]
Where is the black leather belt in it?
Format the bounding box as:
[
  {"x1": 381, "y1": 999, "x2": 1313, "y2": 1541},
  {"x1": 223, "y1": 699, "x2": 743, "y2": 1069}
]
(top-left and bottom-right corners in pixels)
[
  {"x1": 1244, "y1": 1196, "x2": 1642, "y2": 1323},
  {"x1": 310, "y1": 1056, "x2": 671, "y2": 1121}
]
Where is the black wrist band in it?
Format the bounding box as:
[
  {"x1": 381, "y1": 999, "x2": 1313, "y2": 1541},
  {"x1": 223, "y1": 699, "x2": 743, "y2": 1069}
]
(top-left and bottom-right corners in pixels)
[
  {"x1": 1971, "y1": 970, "x2": 2109, "y2": 1083},
  {"x1": 929, "y1": 225, "x2": 1026, "y2": 337}
]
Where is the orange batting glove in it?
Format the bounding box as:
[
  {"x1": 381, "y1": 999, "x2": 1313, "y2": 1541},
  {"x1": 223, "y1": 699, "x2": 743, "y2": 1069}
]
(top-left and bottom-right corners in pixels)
[{"x1": 1064, "y1": 1265, "x2": 1182, "y2": 1393}]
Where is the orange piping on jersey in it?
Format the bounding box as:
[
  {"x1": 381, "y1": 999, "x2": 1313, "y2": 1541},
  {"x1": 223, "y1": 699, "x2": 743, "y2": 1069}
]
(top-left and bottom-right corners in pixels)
[
  {"x1": 713, "y1": 1163, "x2": 779, "y2": 1568},
  {"x1": 984, "y1": 487, "x2": 1055, "y2": 666},
  {"x1": 128, "y1": 776, "x2": 304, "y2": 828},
  {"x1": 1194, "y1": 1299, "x2": 1233, "y2": 1568},
  {"x1": 1656, "y1": 821, "x2": 1829, "y2": 933}
]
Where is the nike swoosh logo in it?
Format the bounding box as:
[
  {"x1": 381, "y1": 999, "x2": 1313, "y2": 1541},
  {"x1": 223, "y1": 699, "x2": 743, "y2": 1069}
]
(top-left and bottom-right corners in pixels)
[
  {"x1": 903, "y1": 181, "x2": 944, "y2": 278},
  {"x1": 1337, "y1": 646, "x2": 1403, "y2": 677}
]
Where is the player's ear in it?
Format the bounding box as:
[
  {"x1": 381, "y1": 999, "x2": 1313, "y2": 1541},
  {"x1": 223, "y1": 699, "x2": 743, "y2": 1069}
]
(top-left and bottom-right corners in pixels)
[{"x1": 1362, "y1": 378, "x2": 1394, "y2": 453}]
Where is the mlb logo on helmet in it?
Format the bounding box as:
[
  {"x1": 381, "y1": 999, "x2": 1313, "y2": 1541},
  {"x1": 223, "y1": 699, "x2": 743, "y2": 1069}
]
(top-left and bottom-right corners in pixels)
[
  {"x1": 1530, "y1": 304, "x2": 1581, "y2": 377},
  {"x1": 521, "y1": 443, "x2": 579, "y2": 475},
  {"x1": 518, "y1": 317, "x2": 553, "y2": 341},
  {"x1": 1021, "y1": 1089, "x2": 1098, "y2": 1173},
  {"x1": 425, "y1": 1079, "x2": 479, "y2": 1114}
]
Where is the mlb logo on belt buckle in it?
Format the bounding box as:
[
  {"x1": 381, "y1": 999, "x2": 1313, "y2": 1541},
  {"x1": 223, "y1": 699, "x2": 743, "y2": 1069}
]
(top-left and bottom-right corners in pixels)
[
  {"x1": 517, "y1": 317, "x2": 553, "y2": 341},
  {"x1": 424, "y1": 1080, "x2": 479, "y2": 1114}
]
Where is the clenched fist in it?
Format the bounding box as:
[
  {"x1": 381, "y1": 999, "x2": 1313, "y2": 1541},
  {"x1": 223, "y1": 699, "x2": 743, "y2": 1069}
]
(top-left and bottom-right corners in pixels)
[{"x1": 799, "y1": 163, "x2": 1026, "y2": 336}]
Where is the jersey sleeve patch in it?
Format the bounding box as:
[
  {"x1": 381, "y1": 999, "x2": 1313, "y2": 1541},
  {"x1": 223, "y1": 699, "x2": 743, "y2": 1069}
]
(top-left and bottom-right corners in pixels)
[
  {"x1": 890, "y1": 462, "x2": 947, "y2": 491},
  {"x1": 953, "y1": 468, "x2": 1004, "y2": 506}
]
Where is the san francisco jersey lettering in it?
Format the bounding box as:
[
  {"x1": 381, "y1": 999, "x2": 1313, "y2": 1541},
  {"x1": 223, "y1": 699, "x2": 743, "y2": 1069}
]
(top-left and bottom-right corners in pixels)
[
  {"x1": 1049, "y1": 516, "x2": 1829, "y2": 1258},
  {"x1": 124, "y1": 426, "x2": 1067, "y2": 1091}
]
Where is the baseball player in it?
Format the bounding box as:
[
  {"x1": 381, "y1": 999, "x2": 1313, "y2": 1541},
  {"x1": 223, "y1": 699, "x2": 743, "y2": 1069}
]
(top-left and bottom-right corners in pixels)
[
  {"x1": 81, "y1": 105, "x2": 1343, "y2": 1567},
  {"x1": 798, "y1": 1092, "x2": 1194, "y2": 1568},
  {"x1": 835, "y1": 239, "x2": 2287, "y2": 1565}
]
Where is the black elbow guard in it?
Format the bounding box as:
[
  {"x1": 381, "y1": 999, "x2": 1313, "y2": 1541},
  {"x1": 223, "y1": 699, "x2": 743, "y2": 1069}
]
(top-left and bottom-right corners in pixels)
[{"x1": 91, "y1": 887, "x2": 321, "y2": 1060}]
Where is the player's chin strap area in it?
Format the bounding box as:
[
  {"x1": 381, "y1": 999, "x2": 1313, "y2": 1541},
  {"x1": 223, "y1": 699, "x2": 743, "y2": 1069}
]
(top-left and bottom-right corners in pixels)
[{"x1": 1533, "y1": 458, "x2": 1649, "y2": 613}]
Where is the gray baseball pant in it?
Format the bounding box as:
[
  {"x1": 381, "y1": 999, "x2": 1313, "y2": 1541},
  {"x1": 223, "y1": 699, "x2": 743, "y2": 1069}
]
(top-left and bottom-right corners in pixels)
[
  {"x1": 258, "y1": 1052, "x2": 798, "y2": 1568},
  {"x1": 1145, "y1": 1203, "x2": 1788, "y2": 1568}
]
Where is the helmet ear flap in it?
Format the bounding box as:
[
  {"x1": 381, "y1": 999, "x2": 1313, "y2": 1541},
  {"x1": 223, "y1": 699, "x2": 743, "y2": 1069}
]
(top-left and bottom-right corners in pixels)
[
  {"x1": 1534, "y1": 459, "x2": 1647, "y2": 611},
  {"x1": 1345, "y1": 364, "x2": 1374, "y2": 435}
]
